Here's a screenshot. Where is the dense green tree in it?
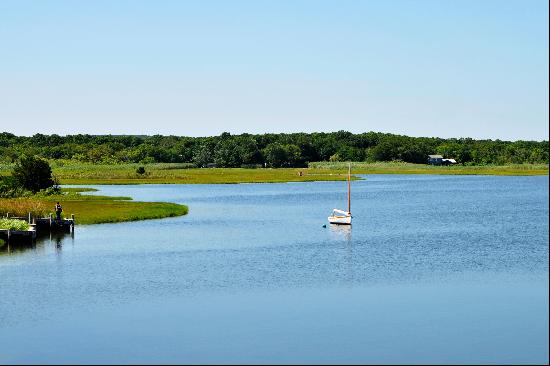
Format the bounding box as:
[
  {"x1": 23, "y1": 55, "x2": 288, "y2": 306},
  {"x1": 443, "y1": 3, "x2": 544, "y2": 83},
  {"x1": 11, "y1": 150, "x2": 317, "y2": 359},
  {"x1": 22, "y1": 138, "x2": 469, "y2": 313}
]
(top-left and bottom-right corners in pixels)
[
  {"x1": 214, "y1": 139, "x2": 242, "y2": 167},
  {"x1": 193, "y1": 143, "x2": 215, "y2": 167},
  {"x1": 263, "y1": 143, "x2": 286, "y2": 167},
  {"x1": 238, "y1": 137, "x2": 262, "y2": 165},
  {"x1": 12, "y1": 155, "x2": 55, "y2": 192}
]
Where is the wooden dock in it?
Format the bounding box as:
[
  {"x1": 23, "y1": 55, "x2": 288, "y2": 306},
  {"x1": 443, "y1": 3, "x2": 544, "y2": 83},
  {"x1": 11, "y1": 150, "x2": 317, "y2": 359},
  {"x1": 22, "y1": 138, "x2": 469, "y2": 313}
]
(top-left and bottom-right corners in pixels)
[
  {"x1": 2, "y1": 213, "x2": 75, "y2": 244},
  {"x1": 0, "y1": 226, "x2": 37, "y2": 242},
  {"x1": 35, "y1": 215, "x2": 75, "y2": 232}
]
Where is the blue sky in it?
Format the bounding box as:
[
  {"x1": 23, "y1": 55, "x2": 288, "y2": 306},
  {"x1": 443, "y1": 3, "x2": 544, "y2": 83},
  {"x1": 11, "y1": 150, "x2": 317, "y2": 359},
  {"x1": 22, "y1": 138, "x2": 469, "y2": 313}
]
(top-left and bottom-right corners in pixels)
[{"x1": 0, "y1": 0, "x2": 548, "y2": 140}]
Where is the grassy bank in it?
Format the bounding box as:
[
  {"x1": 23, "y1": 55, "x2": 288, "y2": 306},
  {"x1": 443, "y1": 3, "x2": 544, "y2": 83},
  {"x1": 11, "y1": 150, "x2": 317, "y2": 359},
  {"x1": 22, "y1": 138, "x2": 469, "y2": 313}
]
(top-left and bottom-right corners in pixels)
[
  {"x1": 0, "y1": 188, "x2": 188, "y2": 225},
  {"x1": 309, "y1": 162, "x2": 549, "y2": 176},
  {"x1": 53, "y1": 162, "x2": 548, "y2": 184},
  {"x1": 1, "y1": 162, "x2": 547, "y2": 186},
  {"x1": 50, "y1": 163, "x2": 352, "y2": 184}
]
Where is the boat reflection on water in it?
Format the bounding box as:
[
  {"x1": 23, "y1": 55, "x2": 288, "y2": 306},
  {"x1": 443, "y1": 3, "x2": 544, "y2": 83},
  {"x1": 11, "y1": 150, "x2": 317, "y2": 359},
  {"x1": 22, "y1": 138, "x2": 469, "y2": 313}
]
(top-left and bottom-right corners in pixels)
[{"x1": 328, "y1": 223, "x2": 352, "y2": 242}]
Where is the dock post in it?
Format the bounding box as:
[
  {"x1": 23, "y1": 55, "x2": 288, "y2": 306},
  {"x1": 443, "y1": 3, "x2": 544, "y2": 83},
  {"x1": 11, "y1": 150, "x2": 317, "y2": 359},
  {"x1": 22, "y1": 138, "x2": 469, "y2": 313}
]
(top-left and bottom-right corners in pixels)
[
  {"x1": 49, "y1": 213, "x2": 52, "y2": 228},
  {"x1": 71, "y1": 214, "x2": 75, "y2": 233},
  {"x1": 28, "y1": 212, "x2": 32, "y2": 224}
]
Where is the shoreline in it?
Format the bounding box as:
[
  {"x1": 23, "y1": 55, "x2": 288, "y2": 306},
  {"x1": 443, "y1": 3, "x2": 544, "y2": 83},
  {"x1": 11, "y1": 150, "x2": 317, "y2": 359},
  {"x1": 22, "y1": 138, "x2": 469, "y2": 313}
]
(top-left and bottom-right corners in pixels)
[
  {"x1": 53, "y1": 165, "x2": 548, "y2": 186},
  {"x1": 0, "y1": 189, "x2": 189, "y2": 226}
]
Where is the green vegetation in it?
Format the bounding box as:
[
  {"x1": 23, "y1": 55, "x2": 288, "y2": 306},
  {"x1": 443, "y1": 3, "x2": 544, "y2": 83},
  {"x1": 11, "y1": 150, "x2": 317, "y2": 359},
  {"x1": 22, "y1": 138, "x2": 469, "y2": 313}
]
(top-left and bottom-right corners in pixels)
[
  {"x1": 0, "y1": 198, "x2": 48, "y2": 217},
  {"x1": 0, "y1": 131, "x2": 547, "y2": 167},
  {"x1": 51, "y1": 200, "x2": 188, "y2": 225},
  {"x1": 1, "y1": 162, "x2": 547, "y2": 187},
  {"x1": 0, "y1": 190, "x2": 188, "y2": 225},
  {"x1": 12, "y1": 155, "x2": 56, "y2": 192},
  {"x1": 43, "y1": 163, "x2": 350, "y2": 184},
  {"x1": 0, "y1": 133, "x2": 547, "y2": 188},
  {"x1": 0, "y1": 218, "x2": 29, "y2": 231},
  {"x1": 0, "y1": 158, "x2": 189, "y2": 224},
  {"x1": 309, "y1": 162, "x2": 549, "y2": 176},
  {"x1": 1, "y1": 155, "x2": 58, "y2": 198}
]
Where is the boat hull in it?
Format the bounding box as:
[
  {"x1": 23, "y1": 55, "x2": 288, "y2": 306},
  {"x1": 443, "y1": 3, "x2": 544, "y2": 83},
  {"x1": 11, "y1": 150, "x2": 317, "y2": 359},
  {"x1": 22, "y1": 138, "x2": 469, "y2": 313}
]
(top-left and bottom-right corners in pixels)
[{"x1": 328, "y1": 215, "x2": 352, "y2": 225}]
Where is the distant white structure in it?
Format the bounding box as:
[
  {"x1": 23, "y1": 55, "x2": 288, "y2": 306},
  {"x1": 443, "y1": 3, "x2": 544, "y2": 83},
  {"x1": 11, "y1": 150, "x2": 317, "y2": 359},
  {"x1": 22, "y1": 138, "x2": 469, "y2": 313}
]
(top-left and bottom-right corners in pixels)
[
  {"x1": 442, "y1": 158, "x2": 457, "y2": 165},
  {"x1": 428, "y1": 155, "x2": 458, "y2": 165},
  {"x1": 427, "y1": 154, "x2": 443, "y2": 165}
]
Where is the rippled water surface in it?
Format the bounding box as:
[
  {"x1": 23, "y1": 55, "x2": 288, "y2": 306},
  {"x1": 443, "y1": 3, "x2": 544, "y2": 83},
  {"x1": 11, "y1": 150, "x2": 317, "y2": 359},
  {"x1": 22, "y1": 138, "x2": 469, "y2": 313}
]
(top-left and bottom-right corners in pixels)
[{"x1": 1, "y1": 175, "x2": 548, "y2": 364}]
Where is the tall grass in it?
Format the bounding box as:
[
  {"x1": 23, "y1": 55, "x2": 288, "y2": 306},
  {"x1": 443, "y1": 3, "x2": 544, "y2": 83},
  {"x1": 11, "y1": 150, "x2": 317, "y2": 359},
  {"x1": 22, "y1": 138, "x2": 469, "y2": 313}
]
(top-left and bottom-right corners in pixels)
[{"x1": 0, "y1": 199, "x2": 49, "y2": 217}]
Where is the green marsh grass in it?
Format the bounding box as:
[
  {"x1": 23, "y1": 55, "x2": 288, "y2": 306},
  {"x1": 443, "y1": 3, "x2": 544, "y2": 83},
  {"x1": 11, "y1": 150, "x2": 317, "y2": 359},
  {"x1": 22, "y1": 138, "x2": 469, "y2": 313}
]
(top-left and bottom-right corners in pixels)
[
  {"x1": 50, "y1": 200, "x2": 188, "y2": 225},
  {"x1": 309, "y1": 161, "x2": 549, "y2": 176},
  {"x1": 2, "y1": 161, "x2": 547, "y2": 186},
  {"x1": 0, "y1": 188, "x2": 188, "y2": 225},
  {"x1": 47, "y1": 163, "x2": 351, "y2": 184}
]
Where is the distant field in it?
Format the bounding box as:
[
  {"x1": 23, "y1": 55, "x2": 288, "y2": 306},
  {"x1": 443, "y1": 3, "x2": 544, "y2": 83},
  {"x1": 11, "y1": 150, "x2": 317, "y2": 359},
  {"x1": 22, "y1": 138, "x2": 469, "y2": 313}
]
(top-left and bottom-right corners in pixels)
[
  {"x1": 50, "y1": 163, "x2": 352, "y2": 184},
  {"x1": 309, "y1": 162, "x2": 549, "y2": 176},
  {"x1": 0, "y1": 162, "x2": 547, "y2": 185}
]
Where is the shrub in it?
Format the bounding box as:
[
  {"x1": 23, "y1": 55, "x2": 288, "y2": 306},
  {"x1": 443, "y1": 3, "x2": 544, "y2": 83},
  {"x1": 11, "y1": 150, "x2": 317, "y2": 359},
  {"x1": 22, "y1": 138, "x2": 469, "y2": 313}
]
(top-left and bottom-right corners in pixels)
[
  {"x1": 0, "y1": 176, "x2": 30, "y2": 198},
  {"x1": 0, "y1": 218, "x2": 29, "y2": 231},
  {"x1": 136, "y1": 166, "x2": 146, "y2": 175},
  {"x1": 12, "y1": 155, "x2": 54, "y2": 193}
]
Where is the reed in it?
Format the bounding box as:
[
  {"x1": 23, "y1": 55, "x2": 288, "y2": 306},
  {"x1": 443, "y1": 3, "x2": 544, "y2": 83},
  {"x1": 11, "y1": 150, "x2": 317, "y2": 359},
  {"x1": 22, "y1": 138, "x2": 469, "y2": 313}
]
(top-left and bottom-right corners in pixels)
[{"x1": 0, "y1": 198, "x2": 49, "y2": 217}]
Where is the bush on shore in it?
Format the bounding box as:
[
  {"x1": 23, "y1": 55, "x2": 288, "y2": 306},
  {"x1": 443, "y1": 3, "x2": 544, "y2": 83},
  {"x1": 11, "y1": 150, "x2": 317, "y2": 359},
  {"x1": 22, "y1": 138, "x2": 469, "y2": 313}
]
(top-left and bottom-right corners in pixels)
[
  {"x1": 12, "y1": 155, "x2": 56, "y2": 193},
  {"x1": 0, "y1": 218, "x2": 30, "y2": 231}
]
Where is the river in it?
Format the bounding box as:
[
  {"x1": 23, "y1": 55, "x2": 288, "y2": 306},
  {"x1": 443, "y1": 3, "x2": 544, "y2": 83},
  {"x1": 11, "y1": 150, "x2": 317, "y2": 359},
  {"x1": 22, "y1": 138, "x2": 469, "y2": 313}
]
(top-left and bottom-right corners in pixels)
[{"x1": 0, "y1": 175, "x2": 548, "y2": 364}]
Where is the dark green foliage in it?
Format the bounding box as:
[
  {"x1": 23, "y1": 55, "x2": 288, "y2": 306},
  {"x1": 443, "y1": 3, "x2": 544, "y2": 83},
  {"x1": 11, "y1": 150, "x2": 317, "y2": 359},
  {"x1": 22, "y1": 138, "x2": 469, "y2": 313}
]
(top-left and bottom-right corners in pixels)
[
  {"x1": 136, "y1": 166, "x2": 146, "y2": 175},
  {"x1": 0, "y1": 131, "x2": 547, "y2": 168},
  {"x1": 0, "y1": 176, "x2": 28, "y2": 198},
  {"x1": 12, "y1": 155, "x2": 55, "y2": 193}
]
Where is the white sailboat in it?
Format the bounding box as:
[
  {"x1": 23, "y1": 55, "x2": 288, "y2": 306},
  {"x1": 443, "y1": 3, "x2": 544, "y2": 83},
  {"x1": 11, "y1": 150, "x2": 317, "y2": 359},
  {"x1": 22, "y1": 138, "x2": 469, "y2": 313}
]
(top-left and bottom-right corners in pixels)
[{"x1": 328, "y1": 163, "x2": 352, "y2": 225}]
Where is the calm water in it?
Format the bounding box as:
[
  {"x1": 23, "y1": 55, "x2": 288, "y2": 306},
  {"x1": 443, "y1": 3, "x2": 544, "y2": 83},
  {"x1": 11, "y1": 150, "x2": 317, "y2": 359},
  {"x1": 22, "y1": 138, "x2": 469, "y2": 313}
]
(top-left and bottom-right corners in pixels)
[{"x1": 0, "y1": 175, "x2": 548, "y2": 364}]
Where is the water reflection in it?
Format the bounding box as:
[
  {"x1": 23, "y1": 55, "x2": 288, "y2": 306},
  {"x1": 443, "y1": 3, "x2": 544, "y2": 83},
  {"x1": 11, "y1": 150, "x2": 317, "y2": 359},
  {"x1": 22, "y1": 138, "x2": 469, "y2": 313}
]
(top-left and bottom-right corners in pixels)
[
  {"x1": 0, "y1": 231, "x2": 73, "y2": 256},
  {"x1": 0, "y1": 241, "x2": 35, "y2": 256},
  {"x1": 327, "y1": 224, "x2": 355, "y2": 287},
  {"x1": 328, "y1": 223, "x2": 352, "y2": 242}
]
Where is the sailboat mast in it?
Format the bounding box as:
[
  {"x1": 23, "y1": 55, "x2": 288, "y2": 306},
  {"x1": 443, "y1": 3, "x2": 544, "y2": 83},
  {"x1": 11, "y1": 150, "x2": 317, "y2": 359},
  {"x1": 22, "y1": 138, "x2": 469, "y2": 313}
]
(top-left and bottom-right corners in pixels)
[{"x1": 347, "y1": 163, "x2": 351, "y2": 213}]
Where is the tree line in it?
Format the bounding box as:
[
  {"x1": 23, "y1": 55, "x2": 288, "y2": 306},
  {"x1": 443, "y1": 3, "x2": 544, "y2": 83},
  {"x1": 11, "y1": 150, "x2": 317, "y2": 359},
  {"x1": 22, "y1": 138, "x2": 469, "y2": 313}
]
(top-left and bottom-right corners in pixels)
[{"x1": 0, "y1": 131, "x2": 547, "y2": 167}]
